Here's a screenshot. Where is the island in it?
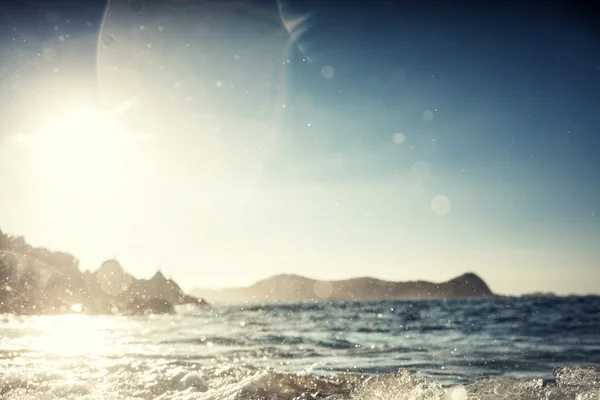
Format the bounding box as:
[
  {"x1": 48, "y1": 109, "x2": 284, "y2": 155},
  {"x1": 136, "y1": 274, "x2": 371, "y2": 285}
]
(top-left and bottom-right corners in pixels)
[
  {"x1": 192, "y1": 272, "x2": 494, "y2": 303},
  {"x1": 520, "y1": 291, "x2": 558, "y2": 298},
  {"x1": 0, "y1": 229, "x2": 208, "y2": 315}
]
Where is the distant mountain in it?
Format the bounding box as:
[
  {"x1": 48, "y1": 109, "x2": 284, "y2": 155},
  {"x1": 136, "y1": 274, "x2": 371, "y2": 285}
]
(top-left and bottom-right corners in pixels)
[
  {"x1": 0, "y1": 229, "x2": 207, "y2": 315},
  {"x1": 520, "y1": 291, "x2": 557, "y2": 298},
  {"x1": 192, "y1": 273, "x2": 494, "y2": 303}
]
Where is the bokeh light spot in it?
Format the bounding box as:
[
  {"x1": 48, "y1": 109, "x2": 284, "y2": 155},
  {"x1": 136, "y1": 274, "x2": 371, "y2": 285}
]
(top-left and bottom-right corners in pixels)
[
  {"x1": 314, "y1": 281, "x2": 333, "y2": 299},
  {"x1": 129, "y1": 0, "x2": 144, "y2": 14},
  {"x1": 393, "y1": 132, "x2": 405, "y2": 144},
  {"x1": 321, "y1": 65, "x2": 334, "y2": 79},
  {"x1": 45, "y1": 11, "x2": 59, "y2": 24},
  {"x1": 446, "y1": 386, "x2": 467, "y2": 400},
  {"x1": 431, "y1": 195, "x2": 451, "y2": 216},
  {"x1": 101, "y1": 32, "x2": 117, "y2": 48},
  {"x1": 410, "y1": 161, "x2": 432, "y2": 180}
]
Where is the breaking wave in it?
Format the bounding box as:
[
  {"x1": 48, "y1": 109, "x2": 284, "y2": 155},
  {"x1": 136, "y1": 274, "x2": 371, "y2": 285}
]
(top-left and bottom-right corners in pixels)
[{"x1": 1, "y1": 365, "x2": 599, "y2": 399}]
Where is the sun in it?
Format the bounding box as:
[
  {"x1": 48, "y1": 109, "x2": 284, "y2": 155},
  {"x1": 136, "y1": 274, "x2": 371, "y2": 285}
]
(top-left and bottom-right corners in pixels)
[{"x1": 33, "y1": 106, "x2": 123, "y2": 193}]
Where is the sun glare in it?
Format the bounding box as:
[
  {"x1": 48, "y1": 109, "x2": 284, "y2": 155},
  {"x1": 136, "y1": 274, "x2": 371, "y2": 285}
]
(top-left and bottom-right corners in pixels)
[
  {"x1": 34, "y1": 314, "x2": 110, "y2": 357},
  {"x1": 33, "y1": 106, "x2": 123, "y2": 193}
]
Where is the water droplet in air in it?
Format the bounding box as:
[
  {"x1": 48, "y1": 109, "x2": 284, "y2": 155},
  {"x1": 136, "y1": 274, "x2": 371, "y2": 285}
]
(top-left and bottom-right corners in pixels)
[
  {"x1": 157, "y1": 25, "x2": 164, "y2": 32},
  {"x1": 70, "y1": 303, "x2": 82, "y2": 313},
  {"x1": 102, "y1": 32, "x2": 116, "y2": 48},
  {"x1": 321, "y1": 65, "x2": 334, "y2": 79},
  {"x1": 446, "y1": 386, "x2": 467, "y2": 400},
  {"x1": 46, "y1": 11, "x2": 59, "y2": 24},
  {"x1": 393, "y1": 132, "x2": 405, "y2": 144},
  {"x1": 431, "y1": 195, "x2": 451, "y2": 216},
  {"x1": 58, "y1": 35, "x2": 65, "y2": 42},
  {"x1": 410, "y1": 161, "x2": 431, "y2": 180},
  {"x1": 313, "y1": 281, "x2": 333, "y2": 299},
  {"x1": 216, "y1": 80, "x2": 224, "y2": 88},
  {"x1": 129, "y1": 0, "x2": 144, "y2": 14}
]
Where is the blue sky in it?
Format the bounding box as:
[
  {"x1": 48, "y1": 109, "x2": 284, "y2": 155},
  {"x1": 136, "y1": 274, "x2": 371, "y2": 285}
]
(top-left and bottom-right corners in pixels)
[{"x1": 0, "y1": 0, "x2": 599, "y2": 294}]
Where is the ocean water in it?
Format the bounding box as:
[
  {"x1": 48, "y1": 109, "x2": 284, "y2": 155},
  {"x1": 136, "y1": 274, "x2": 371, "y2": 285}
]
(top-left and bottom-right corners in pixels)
[{"x1": 1, "y1": 296, "x2": 599, "y2": 399}]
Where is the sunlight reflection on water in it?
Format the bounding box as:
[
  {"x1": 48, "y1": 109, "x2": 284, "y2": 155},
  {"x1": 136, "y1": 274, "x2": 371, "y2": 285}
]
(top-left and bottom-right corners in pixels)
[{"x1": 29, "y1": 315, "x2": 113, "y2": 356}]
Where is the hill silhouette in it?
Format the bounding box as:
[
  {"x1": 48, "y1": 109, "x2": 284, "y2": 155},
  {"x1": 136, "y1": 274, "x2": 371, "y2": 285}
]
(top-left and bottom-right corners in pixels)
[
  {"x1": 192, "y1": 273, "x2": 493, "y2": 303},
  {"x1": 0, "y1": 229, "x2": 207, "y2": 315}
]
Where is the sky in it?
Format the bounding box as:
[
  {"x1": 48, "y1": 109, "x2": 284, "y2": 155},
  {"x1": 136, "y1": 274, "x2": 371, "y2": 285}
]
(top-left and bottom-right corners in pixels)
[{"x1": 0, "y1": 0, "x2": 599, "y2": 295}]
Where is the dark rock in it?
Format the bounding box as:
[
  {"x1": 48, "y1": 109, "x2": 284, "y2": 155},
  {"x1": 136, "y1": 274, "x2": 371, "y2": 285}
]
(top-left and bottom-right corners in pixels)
[
  {"x1": 130, "y1": 298, "x2": 175, "y2": 315},
  {"x1": 0, "y1": 228, "x2": 209, "y2": 315}
]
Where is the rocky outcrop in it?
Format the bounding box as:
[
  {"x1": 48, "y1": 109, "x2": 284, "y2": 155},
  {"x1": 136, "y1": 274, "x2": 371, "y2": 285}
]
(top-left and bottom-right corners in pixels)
[
  {"x1": 0, "y1": 229, "x2": 208, "y2": 315},
  {"x1": 192, "y1": 272, "x2": 494, "y2": 303},
  {"x1": 123, "y1": 270, "x2": 202, "y2": 307},
  {"x1": 131, "y1": 298, "x2": 175, "y2": 315}
]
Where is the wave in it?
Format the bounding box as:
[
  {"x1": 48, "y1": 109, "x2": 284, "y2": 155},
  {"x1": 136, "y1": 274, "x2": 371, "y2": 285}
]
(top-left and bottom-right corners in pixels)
[
  {"x1": 1, "y1": 365, "x2": 599, "y2": 399},
  {"x1": 160, "y1": 336, "x2": 246, "y2": 347}
]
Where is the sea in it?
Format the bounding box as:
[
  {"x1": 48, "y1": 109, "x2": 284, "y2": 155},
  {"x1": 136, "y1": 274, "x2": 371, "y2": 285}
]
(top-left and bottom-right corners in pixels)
[{"x1": 1, "y1": 296, "x2": 599, "y2": 399}]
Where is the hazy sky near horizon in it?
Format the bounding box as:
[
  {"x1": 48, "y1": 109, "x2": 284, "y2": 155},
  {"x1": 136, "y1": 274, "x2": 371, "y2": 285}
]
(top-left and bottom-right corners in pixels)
[{"x1": 0, "y1": 0, "x2": 599, "y2": 295}]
